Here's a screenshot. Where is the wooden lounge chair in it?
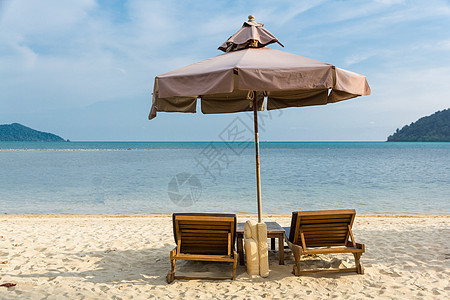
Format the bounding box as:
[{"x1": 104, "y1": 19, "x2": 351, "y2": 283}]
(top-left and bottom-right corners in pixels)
[
  {"x1": 167, "y1": 213, "x2": 238, "y2": 283},
  {"x1": 284, "y1": 209, "x2": 365, "y2": 276}
]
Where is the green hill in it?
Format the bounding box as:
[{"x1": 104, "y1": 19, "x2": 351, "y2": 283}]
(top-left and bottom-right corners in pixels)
[
  {"x1": 0, "y1": 123, "x2": 67, "y2": 142},
  {"x1": 387, "y1": 109, "x2": 450, "y2": 142}
]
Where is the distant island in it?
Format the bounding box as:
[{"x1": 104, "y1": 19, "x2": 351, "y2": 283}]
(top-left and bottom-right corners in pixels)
[
  {"x1": 0, "y1": 123, "x2": 68, "y2": 142},
  {"x1": 387, "y1": 109, "x2": 449, "y2": 142}
]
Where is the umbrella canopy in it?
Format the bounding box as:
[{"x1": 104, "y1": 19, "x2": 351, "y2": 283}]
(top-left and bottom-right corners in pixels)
[
  {"x1": 149, "y1": 16, "x2": 371, "y2": 222},
  {"x1": 149, "y1": 16, "x2": 370, "y2": 120},
  {"x1": 149, "y1": 47, "x2": 370, "y2": 119}
]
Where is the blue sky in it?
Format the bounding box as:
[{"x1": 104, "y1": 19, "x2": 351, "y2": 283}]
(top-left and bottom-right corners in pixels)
[{"x1": 0, "y1": 0, "x2": 449, "y2": 141}]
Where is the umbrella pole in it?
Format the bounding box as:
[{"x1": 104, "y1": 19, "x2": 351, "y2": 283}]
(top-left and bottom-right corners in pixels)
[{"x1": 252, "y1": 91, "x2": 262, "y2": 223}]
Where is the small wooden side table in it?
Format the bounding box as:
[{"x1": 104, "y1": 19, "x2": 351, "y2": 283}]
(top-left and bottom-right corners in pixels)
[{"x1": 236, "y1": 221, "x2": 285, "y2": 265}]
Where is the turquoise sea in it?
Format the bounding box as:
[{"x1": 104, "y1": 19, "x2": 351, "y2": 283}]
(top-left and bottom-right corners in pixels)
[{"x1": 0, "y1": 141, "x2": 449, "y2": 215}]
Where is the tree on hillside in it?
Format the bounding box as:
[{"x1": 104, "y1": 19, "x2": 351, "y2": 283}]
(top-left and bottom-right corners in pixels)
[{"x1": 387, "y1": 109, "x2": 450, "y2": 142}]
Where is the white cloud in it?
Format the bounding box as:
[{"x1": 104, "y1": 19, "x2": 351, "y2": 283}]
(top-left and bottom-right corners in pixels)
[
  {"x1": 368, "y1": 64, "x2": 450, "y2": 119},
  {"x1": 269, "y1": 0, "x2": 328, "y2": 26},
  {"x1": 374, "y1": 0, "x2": 405, "y2": 5},
  {"x1": 345, "y1": 52, "x2": 377, "y2": 66},
  {"x1": 437, "y1": 40, "x2": 450, "y2": 51},
  {"x1": 16, "y1": 45, "x2": 38, "y2": 69},
  {"x1": 0, "y1": 0, "x2": 95, "y2": 36}
]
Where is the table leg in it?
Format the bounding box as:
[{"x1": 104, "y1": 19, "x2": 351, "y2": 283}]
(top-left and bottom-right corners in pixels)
[
  {"x1": 237, "y1": 235, "x2": 245, "y2": 265},
  {"x1": 271, "y1": 238, "x2": 275, "y2": 250},
  {"x1": 278, "y1": 233, "x2": 284, "y2": 265}
]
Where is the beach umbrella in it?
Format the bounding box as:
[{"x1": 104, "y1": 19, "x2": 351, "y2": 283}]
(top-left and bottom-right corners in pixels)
[{"x1": 149, "y1": 15, "x2": 371, "y2": 223}]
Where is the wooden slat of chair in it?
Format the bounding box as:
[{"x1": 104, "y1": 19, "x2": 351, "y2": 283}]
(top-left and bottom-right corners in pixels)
[
  {"x1": 303, "y1": 247, "x2": 364, "y2": 255},
  {"x1": 181, "y1": 237, "x2": 228, "y2": 242},
  {"x1": 305, "y1": 234, "x2": 348, "y2": 238},
  {"x1": 179, "y1": 224, "x2": 232, "y2": 229},
  {"x1": 303, "y1": 239, "x2": 346, "y2": 244},
  {"x1": 181, "y1": 243, "x2": 227, "y2": 249},
  {"x1": 178, "y1": 220, "x2": 233, "y2": 224},
  {"x1": 180, "y1": 229, "x2": 230, "y2": 234},
  {"x1": 305, "y1": 241, "x2": 347, "y2": 246},
  {"x1": 300, "y1": 229, "x2": 348, "y2": 246},
  {"x1": 302, "y1": 228, "x2": 349, "y2": 234},
  {"x1": 298, "y1": 209, "x2": 356, "y2": 216},
  {"x1": 299, "y1": 218, "x2": 353, "y2": 224},
  {"x1": 301, "y1": 223, "x2": 350, "y2": 229},
  {"x1": 304, "y1": 229, "x2": 348, "y2": 234},
  {"x1": 300, "y1": 213, "x2": 354, "y2": 218},
  {"x1": 180, "y1": 242, "x2": 227, "y2": 247},
  {"x1": 181, "y1": 237, "x2": 229, "y2": 242},
  {"x1": 173, "y1": 275, "x2": 235, "y2": 281},
  {"x1": 181, "y1": 247, "x2": 227, "y2": 253},
  {"x1": 304, "y1": 236, "x2": 347, "y2": 242},
  {"x1": 175, "y1": 254, "x2": 236, "y2": 262},
  {"x1": 181, "y1": 246, "x2": 226, "y2": 251},
  {"x1": 175, "y1": 215, "x2": 234, "y2": 222},
  {"x1": 298, "y1": 267, "x2": 359, "y2": 274}
]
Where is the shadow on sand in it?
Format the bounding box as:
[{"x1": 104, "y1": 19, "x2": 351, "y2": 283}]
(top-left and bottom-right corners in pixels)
[{"x1": 9, "y1": 242, "x2": 367, "y2": 286}]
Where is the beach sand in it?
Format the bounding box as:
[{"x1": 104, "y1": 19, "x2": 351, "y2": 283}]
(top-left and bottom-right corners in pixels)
[{"x1": 0, "y1": 214, "x2": 449, "y2": 299}]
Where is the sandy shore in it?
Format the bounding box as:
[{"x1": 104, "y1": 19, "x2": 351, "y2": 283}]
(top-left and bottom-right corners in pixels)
[{"x1": 0, "y1": 214, "x2": 449, "y2": 299}]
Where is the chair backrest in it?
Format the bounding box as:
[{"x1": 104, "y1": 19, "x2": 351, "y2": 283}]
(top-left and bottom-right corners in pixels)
[
  {"x1": 172, "y1": 213, "x2": 237, "y2": 255},
  {"x1": 288, "y1": 209, "x2": 356, "y2": 248}
]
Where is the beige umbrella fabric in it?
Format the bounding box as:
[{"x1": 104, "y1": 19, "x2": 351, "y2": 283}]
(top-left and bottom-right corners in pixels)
[
  {"x1": 148, "y1": 16, "x2": 371, "y2": 223},
  {"x1": 218, "y1": 16, "x2": 284, "y2": 52},
  {"x1": 149, "y1": 47, "x2": 370, "y2": 120}
]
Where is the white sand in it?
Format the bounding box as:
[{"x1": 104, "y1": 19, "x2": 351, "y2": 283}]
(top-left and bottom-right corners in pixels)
[{"x1": 0, "y1": 214, "x2": 449, "y2": 299}]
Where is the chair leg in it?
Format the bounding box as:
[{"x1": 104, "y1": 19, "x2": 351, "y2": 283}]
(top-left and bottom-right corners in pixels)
[
  {"x1": 292, "y1": 252, "x2": 301, "y2": 276},
  {"x1": 166, "y1": 272, "x2": 174, "y2": 283},
  {"x1": 353, "y1": 253, "x2": 364, "y2": 274},
  {"x1": 291, "y1": 247, "x2": 301, "y2": 276},
  {"x1": 232, "y1": 252, "x2": 237, "y2": 280},
  {"x1": 167, "y1": 250, "x2": 176, "y2": 283},
  {"x1": 293, "y1": 260, "x2": 301, "y2": 276},
  {"x1": 359, "y1": 261, "x2": 364, "y2": 274}
]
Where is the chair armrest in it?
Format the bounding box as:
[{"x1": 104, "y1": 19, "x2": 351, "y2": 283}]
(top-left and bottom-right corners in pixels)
[
  {"x1": 286, "y1": 240, "x2": 303, "y2": 256},
  {"x1": 170, "y1": 248, "x2": 177, "y2": 259},
  {"x1": 356, "y1": 243, "x2": 365, "y2": 252}
]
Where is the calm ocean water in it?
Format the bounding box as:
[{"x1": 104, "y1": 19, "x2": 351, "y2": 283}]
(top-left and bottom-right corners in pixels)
[{"x1": 0, "y1": 142, "x2": 449, "y2": 214}]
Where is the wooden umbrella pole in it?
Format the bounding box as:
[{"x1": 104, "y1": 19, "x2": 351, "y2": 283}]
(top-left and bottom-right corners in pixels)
[{"x1": 252, "y1": 91, "x2": 262, "y2": 223}]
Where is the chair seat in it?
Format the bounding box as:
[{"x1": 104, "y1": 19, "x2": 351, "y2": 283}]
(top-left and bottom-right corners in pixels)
[
  {"x1": 297, "y1": 245, "x2": 364, "y2": 255},
  {"x1": 174, "y1": 253, "x2": 236, "y2": 262}
]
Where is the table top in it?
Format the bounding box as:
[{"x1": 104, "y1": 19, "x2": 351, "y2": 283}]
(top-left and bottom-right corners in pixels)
[{"x1": 236, "y1": 221, "x2": 285, "y2": 234}]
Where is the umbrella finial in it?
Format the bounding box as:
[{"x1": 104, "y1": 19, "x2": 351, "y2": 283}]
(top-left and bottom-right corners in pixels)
[{"x1": 218, "y1": 15, "x2": 284, "y2": 52}]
